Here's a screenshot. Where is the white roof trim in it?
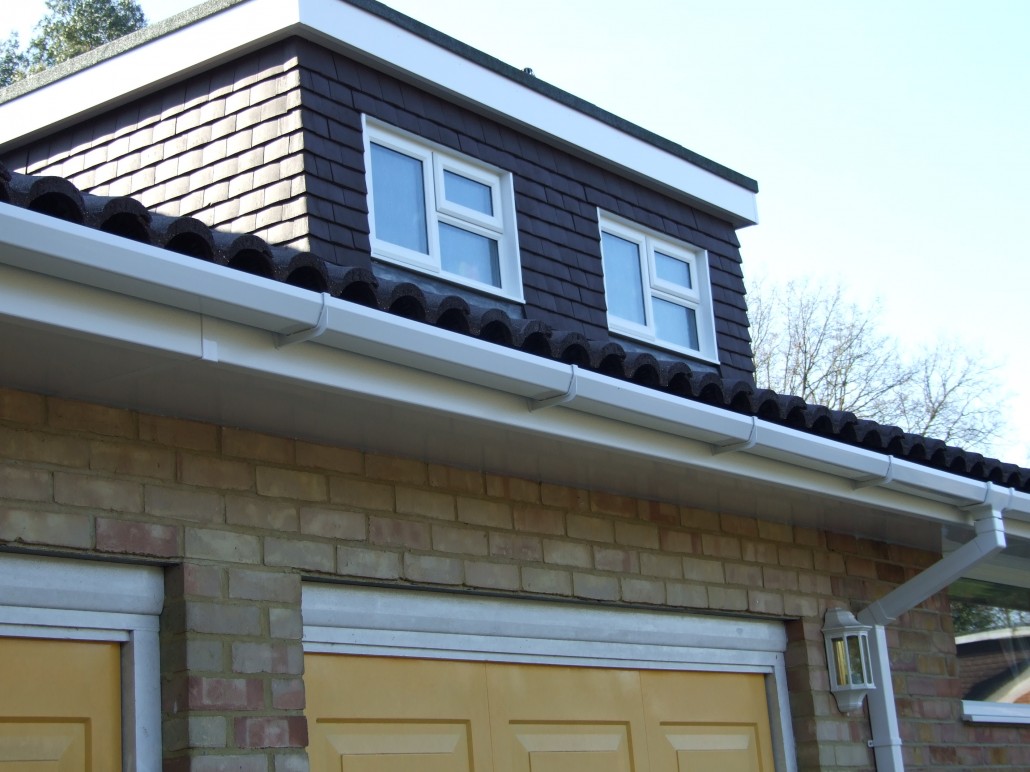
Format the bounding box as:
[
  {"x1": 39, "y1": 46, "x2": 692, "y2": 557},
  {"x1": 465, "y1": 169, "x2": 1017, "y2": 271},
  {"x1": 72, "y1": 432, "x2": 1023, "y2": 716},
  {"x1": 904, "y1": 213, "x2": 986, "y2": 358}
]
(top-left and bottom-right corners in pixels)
[{"x1": 0, "y1": 0, "x2": 758, "y2": 225}]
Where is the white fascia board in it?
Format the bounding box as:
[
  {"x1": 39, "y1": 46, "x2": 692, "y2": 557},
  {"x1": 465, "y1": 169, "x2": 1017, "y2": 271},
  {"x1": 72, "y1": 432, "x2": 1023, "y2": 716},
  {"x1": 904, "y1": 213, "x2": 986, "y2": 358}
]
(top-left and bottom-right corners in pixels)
[
  {"x1": 315, "y1": 303, "x2": 573, "y2": 400},
  {"x1": 570, "y1": 368, "x2": 755, "y2": 446},
  {"x1": 0, "y1": 0, "x2": 757, "y2": 225},
  {"x1": 747, "y1": 421, "x2": 892, "y2": 481},
  {"x1": 0, "y1": 0, "x2": 300, "y2": 149},
  {"x1": 0, "y1": 262, "x2": 204, "y2": 358}
]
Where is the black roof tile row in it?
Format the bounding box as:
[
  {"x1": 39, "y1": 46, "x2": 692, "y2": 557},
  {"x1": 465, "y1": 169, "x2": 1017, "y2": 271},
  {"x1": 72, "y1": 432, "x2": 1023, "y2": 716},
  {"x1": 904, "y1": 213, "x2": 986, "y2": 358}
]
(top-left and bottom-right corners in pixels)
[{"x1": 5, "y1": 160, "x2": 1026, "y2": 492}]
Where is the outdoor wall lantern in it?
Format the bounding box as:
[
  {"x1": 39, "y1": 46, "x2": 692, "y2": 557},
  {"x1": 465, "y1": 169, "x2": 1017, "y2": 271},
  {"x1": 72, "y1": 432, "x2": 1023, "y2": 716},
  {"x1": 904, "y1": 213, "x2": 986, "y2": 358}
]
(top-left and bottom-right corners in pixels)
[{"x1": 823, "y1": 607, "x2": 876, "y2": 713}]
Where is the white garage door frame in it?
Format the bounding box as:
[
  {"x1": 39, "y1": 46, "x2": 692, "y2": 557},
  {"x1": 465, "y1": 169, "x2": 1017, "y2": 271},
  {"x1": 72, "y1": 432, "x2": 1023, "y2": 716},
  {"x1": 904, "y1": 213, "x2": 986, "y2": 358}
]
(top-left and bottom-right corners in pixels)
[
  {"x1": 0, "y1": 552, "x2": 164, "y2": 772},
  {"x1": 303, "y1": 583, "x2": 797, "y2": 772}
]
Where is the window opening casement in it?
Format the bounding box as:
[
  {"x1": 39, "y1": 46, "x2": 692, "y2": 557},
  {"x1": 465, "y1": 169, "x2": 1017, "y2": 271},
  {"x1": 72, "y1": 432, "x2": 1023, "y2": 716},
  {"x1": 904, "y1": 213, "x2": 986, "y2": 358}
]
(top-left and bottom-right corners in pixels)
[
  {"x1": 364, "y1": 117, "x2": 523, "y2": 301},
  {"x1": 951, "y1": 577, "x2": 1030, "y2": 725},
  {"x1": 0, "y1": 553, "x2": 163, "y2": 771},
  {"x1": 599, "y1": 212, "x2": 718, "y2": 361}
]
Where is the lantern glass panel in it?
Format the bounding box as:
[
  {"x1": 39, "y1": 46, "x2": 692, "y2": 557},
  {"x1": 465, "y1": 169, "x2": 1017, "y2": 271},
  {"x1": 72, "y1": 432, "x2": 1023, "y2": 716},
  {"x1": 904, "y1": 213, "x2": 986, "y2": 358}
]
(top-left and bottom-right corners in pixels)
[
  {"x1": 847, "y1": 635, "x2": 866, "y2": 684},
  {"x1": 832, "y1": 637, "x2": 850, "y2": 686}
]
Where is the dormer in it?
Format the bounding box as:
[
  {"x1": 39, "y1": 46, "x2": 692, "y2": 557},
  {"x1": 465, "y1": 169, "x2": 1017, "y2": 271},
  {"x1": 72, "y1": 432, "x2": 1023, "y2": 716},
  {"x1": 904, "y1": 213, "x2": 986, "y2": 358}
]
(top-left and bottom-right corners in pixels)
[{"x1": 0, "y1": 0, "x2": 759, "y2": 381}]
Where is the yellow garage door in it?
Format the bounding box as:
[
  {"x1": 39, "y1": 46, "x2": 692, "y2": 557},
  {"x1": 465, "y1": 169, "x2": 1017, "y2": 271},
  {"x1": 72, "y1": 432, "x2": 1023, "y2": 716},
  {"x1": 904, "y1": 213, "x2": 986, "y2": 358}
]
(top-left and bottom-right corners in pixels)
[
  {"x1": 0, "y1": 637, "x2": 122, "y2": 771},
  {"x1": 306, "y1": 655, "x2": 775, "y2": 772}
]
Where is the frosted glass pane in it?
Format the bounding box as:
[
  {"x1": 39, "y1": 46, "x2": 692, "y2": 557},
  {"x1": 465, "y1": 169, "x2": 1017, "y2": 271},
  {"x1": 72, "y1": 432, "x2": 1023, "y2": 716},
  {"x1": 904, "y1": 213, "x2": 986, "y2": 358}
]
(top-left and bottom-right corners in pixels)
[
  {"x1": 371, "y1": 144, "x2": 428, "y2": 254},
  {"x1": 601, "y1": 232, "x2": 645, "y2": 324},
  {"x1": 444, "y1": 171, "x2": 493, "y2": 215},
  {"x1": 654, "y1": 298, "x2": 698, "y2": 350},
  {"x1": 655, "y1": 251, "x2": 692, "y2": 289},
  {"x1": 440, "y1": 223, "x2": 501, "y2": 286}
]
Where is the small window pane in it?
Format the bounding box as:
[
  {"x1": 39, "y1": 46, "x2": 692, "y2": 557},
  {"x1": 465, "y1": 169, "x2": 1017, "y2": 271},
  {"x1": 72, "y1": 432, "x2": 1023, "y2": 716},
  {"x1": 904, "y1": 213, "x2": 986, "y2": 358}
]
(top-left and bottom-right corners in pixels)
[
  {"x1": 444, "y1": 170, "x2": 493, "y2": 215},
  {"x1": 601, "y1": 232, "x2": 646, "y2": 325},
  {"x1": 371, "y1": 143, "x2": 428, "y2": 254},
  {"x1": 653, "y1": 298, "x2": 699, "y2": 350},
  {"x1": 954, "y1": 594, "x2": 1030, "y2": 704},
  {"x1": 655, "y1": 251, "x2": 692, "y2": 289},
  {"x1": 440, "y1": 223, "x2": 500, "y2": 287}
]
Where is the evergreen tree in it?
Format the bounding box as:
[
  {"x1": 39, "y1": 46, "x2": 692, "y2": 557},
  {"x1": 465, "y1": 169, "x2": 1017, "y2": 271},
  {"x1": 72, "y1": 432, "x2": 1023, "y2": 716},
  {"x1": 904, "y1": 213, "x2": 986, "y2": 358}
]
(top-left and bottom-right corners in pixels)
[
  {"x1": 0, "y1": 33, "x2": 28, "y2": 86},
  {"x1": 1, "y1": 0, "x2": 145, "y2": 87}
]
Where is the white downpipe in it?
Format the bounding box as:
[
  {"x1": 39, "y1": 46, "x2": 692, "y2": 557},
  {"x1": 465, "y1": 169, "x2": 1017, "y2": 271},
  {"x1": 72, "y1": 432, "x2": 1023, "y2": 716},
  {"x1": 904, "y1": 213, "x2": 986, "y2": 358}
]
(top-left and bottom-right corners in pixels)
[
  {"x1": 856, "y1": 506, "x2": 1007, "y2": 772},
  {"x1": 864, "y1": 624, "x2": 903, "y2": 771}
]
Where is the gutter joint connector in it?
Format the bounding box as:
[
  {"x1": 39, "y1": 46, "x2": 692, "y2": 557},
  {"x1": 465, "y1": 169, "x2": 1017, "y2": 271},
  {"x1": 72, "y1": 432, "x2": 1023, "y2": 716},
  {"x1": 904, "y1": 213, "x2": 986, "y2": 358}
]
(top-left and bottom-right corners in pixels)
[
  {"x1": 275, "y1": 292, "x2": 331, "y2": 348},
  {"x1": 529, "y1": 365, "x2": 578, "y2": 411},
  {"x1": 713, "y1": 416, "x2": 757, "y2": 455}
]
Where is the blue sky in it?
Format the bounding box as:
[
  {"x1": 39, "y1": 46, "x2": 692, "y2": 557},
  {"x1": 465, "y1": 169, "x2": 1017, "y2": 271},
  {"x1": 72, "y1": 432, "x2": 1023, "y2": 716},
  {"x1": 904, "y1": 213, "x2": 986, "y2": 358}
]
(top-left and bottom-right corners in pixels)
[{"x1": 8, "y1": 0, "x2": 1030, "y2": 463}]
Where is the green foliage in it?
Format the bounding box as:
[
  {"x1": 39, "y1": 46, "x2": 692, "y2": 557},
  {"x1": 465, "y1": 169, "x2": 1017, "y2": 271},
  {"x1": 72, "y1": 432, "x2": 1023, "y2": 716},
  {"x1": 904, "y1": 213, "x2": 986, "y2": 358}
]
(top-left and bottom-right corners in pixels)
[
  {"x1": 953, "y1": 599, "x2": 1030, "y2": 635},
  {"x1": 1, "y1": 0, "x2": 145, "y2": 87},
  {"x1": 0, "y1": 32, "x2": 29, "y2": 87}
]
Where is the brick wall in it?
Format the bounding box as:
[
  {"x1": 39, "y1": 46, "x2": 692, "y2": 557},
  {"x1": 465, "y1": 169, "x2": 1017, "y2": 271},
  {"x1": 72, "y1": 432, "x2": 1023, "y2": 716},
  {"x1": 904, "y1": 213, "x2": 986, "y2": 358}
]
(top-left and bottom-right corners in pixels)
[
  {"x1": 2, "y1": 385, "x2": 1027, "y2": 770},
  {"x1": 1, "y1": 40, "x2": 755, "y2": 381}
]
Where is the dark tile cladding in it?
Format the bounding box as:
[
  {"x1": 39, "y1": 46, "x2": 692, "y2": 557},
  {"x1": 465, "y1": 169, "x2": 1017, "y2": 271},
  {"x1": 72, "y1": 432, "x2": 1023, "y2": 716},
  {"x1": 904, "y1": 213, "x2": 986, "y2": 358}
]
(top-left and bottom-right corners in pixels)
[
  {"x1": 4, "y1": 160, "x2": 1030, "y2": 494},
  {"x1": 1, "y1": 38, "x2": 754, "y2": 382}
]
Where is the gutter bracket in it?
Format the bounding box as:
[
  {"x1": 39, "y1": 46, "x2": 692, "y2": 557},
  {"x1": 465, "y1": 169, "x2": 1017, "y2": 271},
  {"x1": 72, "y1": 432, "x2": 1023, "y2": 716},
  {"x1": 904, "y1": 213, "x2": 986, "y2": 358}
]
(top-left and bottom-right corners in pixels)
[
  {"x1": 853, "y1": 456, "x2": 894, "y2": 490},
  {"x1": 712, "y1": 417, "x2": 757, "y2": 455},
  {"x1": 275, "y1": 292, "x2": 331, "y2": 348},
  {"x1": 529, "y1": 365, "x2": 579, "y2": 411}
]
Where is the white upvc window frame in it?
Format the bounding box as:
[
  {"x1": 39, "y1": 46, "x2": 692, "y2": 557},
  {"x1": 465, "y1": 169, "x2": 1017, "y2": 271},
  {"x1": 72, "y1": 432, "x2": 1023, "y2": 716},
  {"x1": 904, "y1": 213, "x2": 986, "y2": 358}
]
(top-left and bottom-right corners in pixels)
[
  {"x1": 363, "y1": 116, "x2": 523, "y2": 301},
  {"x1": 302, "y1": 583, "x2": 797, "y2": 772},
  {"x1": 0, "y1": 553, "x2": 164, "y2": 771},
  {"x1": 598, "y1": 211, "x2": 718, "y2": 362}
]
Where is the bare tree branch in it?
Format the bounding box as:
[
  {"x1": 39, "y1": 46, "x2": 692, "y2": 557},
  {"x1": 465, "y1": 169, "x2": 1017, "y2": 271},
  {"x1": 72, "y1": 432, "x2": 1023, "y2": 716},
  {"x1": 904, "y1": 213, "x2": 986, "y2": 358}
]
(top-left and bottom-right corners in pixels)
[{"x1": 748, "y1": 277, "x2": 1004, "y2": 453}]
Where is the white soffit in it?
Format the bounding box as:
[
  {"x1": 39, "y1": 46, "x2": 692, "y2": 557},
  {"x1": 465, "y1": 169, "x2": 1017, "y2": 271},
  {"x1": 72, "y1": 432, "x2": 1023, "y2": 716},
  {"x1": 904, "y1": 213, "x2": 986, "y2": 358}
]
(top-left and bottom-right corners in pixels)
[{"x1": 0, "y1": 0, "x2": 758, "y2": 225}]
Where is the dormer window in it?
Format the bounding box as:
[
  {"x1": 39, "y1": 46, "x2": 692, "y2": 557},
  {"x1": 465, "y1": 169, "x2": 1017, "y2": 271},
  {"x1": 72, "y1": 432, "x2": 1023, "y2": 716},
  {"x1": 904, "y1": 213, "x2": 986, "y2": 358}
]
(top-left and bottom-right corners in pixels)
[
  {"x1": 599, "y1": 212, "x2": 718, "y2": 361},
  {"x1": 363, "y1": 118, "x2": 523, "y2": 300}
]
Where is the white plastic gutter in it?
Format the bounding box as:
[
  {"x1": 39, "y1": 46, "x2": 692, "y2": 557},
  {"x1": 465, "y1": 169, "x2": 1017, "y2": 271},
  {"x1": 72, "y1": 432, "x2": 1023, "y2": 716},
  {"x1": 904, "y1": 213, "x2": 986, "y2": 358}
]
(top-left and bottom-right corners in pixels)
[{"x1": 855, "y1": 502, "x2": 1007, "y2": 772}]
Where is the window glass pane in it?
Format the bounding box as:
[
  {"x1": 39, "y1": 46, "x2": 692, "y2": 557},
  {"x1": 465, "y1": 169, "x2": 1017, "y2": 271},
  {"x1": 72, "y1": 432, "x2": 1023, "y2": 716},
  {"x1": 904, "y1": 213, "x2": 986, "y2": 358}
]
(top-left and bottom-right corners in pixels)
[
  {"x1": 655, "y1": 251, "x2": 692, "y2": 289},
  {"x1": 953, "y1": 594, "x2": 1030, "y2": 704},
  {"x1": 653, "y1": 298, "x2": 699, "y2": 350},
  {"x1": 444, "y1": 170, "x2": 493, "y2": 215},
  {"x1": 601, "y1": 232, "x2": 646, "y2": 325},
  {"x1": 371, "y1": 143, "x2": 428, "y2": 253},
  {"x1": 440, "y1": 223, "x2": 500, "y2": 287}
]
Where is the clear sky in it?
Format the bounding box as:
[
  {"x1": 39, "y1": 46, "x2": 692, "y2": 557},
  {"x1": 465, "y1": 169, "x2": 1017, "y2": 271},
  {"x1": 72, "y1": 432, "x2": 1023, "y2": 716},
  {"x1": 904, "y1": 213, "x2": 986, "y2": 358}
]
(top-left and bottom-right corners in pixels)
[{"x1": 8, "y1": 0, "x2": 1030, "y2": 463}]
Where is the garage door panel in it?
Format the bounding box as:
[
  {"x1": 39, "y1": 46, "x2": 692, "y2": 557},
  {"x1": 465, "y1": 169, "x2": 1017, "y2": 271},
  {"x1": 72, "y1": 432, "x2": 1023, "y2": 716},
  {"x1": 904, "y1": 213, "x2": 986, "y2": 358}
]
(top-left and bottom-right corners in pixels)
[
  {"x1": 508, "y1": 723, "x2": 635, "y2": 772},
  {"x1": 659, "y1": 724, "x2": 761, "y2": 772},
  {"x1": 488, "y1": 664, "x2": 649, "y2": 772},
  {"x1": 313, "y1": 720, "x2": 474, "y2": 772},
  {"x1": 306, "y1": 656, "x2": 492, "y2": 772},
  {"x1": 0, "y1": 722, "x2": 85, "y2": 771},
  {"x1": 0, "y1": 638, "x2": 121, "y2": 772},
  {"x1": 640, "y1": 672, "x2": 773, "y2": 772}
]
